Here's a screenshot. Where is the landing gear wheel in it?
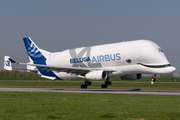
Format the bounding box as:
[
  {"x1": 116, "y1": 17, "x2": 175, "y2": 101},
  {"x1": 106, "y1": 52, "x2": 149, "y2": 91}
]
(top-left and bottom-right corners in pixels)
[
  {"x1": 85, "y1": 80, "x2": 91, "y2": 86},
  {"x1": 101, "y1": 84, "x2": 107, "y2": 88},
  {"x1": 151, "y1": 77, "x2": 156, "y2": 84},
  {"x1": 87, "y1": 81, "x2": 91, "y2": 86},
  {"x1": 81, "y1": 80, "x2": 91, "y2": 89},
  {"x1": 105, "y1": 81, "x2": 112, "y2": 85},
  {"x1": 151, "y1": 78, "x2": 156, "y2": 82},
  {"x1": 101, "y1": 79, "x2": 112, "y2": 89},
  {"x1": 81, "y1": 84, "x2": 87, "y2": 89},
  {"x1": 81, "y1": 84, "x2": 84, "y2": 89},
  {"x1": 109, "y1": 81, "x2": 112, "y2": 85}
]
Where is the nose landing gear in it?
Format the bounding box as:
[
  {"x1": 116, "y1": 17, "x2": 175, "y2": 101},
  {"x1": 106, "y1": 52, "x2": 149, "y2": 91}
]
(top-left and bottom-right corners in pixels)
[{"x1": 151, "y1": 75, "x2": 156, "y2": 84}]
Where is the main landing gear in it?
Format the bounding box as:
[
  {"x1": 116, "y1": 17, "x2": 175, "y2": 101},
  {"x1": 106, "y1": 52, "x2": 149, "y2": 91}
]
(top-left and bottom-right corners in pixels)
[
  {"x1": 101, "y1": 79, "x2": 112, "y2": 88},
  {"x1": 80, "y1": 79, "x2": 112, "y2": 89},
  {"x1": 81, "y1": 80, "x2": 91, "y2": 89}
]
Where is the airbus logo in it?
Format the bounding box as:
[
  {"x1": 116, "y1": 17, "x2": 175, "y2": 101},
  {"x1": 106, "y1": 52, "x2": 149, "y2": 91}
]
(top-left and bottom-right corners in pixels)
[
  {"x1": 69, "y1": 47, "x2": 121, "y2": 68},
  {"x1": 91, "y1": 53, "x2": 121, "y2": 63},
  {"x1": 70, "y1": 53, "x2": 121, "y2": 64}
]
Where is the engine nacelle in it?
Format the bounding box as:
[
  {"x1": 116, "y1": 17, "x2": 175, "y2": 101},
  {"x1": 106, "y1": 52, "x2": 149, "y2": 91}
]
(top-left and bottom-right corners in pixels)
[
  {"x1": 85, "y1": 71, "x2": 107, "y2": 80},
  {"x1": 121, "y1": 74, "x2": 142, "y2": 80}
]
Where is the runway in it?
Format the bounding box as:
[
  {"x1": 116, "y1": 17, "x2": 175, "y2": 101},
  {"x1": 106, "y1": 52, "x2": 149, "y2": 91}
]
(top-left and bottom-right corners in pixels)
[{"x1": 0, "y1": 88, "x2": 180, "y2": 95}]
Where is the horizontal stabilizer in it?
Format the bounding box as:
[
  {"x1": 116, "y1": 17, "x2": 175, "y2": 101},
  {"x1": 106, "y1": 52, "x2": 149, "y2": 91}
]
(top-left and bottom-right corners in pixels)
[
  {"x1": 41, "y1": 75, "x2": 56, "y2": 80},
  {"x1": 9, "y1": 58, "x2": 16, "y2": 63}
]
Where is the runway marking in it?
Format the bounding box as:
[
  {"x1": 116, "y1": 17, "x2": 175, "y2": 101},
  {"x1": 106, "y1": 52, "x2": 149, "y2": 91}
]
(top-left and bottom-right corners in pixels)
[{"x1": 0, "y1": 88, "x2": 180, "y2": 95}]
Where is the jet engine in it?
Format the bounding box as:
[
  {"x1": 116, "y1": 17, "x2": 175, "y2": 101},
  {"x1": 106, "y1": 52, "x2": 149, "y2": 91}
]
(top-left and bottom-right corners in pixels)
[
  {"x1": 121, "y1": 74, "x2": 142, "y2": 80},
  {"x1": 85, "y1": 71, "x2": 107, "y2": 80}
]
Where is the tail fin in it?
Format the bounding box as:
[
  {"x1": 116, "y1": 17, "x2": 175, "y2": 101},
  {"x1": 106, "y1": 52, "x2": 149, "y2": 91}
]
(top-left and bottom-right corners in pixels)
[
  {"x1": 4, "y1": 56, "x2": 13, "y2": 70},
  {"x1": 23, "y1": 37, "x2": 51, "y2": 64},
  {"x1": 23, "y1": 37, "x2": 57, "y2": 78}
]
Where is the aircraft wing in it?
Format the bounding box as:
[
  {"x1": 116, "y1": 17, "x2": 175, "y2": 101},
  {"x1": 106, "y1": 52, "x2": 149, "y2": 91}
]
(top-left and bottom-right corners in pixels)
[{"x1": 8, "y1": 58, "x2": 115, "y2": 76}]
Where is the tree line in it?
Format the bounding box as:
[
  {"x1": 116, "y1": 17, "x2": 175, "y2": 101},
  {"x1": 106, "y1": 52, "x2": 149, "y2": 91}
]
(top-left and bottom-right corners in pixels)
[
  {"x1": 0, "y1": 70, "x2": 36, "y2": 77},
  {"x1": 159, "y1": 74, "x2": 174, "y2": 77}
]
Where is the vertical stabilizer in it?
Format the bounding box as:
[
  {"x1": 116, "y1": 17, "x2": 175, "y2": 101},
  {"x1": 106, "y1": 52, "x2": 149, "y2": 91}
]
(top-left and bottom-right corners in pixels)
[
  {"x1": 23, "y1": 37, "x2": 51, "y2": 64},
  {"x1": 4, "y1": 56, "x2": 13, "y2": 70},
  {"x1": 23, "y1": 37, "x2": 57, "y2": 78}
]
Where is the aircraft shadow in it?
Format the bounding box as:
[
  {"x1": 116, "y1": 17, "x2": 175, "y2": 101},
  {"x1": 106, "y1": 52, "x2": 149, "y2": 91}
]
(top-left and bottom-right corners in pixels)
[{"x1": 51, "y1": 88, "x2": 142, "y2": 92}]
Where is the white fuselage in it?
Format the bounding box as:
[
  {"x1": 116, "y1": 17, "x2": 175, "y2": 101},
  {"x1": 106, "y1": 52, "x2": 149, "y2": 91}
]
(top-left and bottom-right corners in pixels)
[{"x1": 46, "y1": 40, "x2": 175, "y2": 80}]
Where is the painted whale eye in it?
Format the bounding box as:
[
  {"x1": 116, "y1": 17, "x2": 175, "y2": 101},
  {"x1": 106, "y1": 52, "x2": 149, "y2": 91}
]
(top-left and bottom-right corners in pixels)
[{"x1": 126, "y1": 59, "x2": 132, "y2": 63}]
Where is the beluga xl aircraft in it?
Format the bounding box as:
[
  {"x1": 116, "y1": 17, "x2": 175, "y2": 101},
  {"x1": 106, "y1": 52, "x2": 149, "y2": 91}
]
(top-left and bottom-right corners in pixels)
[{"x1": 4, "y1": 37, "x2": 176, "y2": 89}]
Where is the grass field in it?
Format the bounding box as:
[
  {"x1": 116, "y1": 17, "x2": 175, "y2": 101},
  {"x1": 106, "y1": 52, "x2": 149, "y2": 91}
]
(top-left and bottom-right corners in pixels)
[
  {"x1": 0, "y1": 80, "x2": 180, "y2": 90},
  {"x1": 0, "y1": 92, "x2": 180, "y2": 120},
  {"x1": 0, "y1": 78, "x2": 180, "y2": 120}
]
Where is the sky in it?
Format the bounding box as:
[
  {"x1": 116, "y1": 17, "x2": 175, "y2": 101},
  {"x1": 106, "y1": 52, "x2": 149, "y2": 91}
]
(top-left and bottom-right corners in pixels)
[{"x1": 0, "y1": 0, "x2": 180, "y2": 77}]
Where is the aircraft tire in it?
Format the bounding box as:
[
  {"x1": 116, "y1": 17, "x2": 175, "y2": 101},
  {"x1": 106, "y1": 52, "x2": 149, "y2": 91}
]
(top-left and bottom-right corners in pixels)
[
  {"x1": 84, "y1": 81, "x2": 88, "y2": 85},
  {"x1": 101, "y1": 84, "x2": 107, "y2": 89},
  {"x1": 84, "y1": 85, "x2": 87, "y2": 89},
  {"x1": 81, "y1": 84, "x2": 87, "y2": 89},
  {"x1": 151, "y1": 78, "x2": 156, "y2": 82},
  {"x1": 108, "y1": 81, "x2": 112, "y2": 85},
  {"x1": 109, "y1": 81, "x2": 112, "y2": 85},
  {"x1": 87, "y1": 81, "x2": 91, "y2": 86},
  {"x1": 81, "y1": 84, "x2": 84, "y2": 89},
  {"x1": 101, "y1": 84, "x2": 104, "y2": 88},
  {"x1": 84, "y1": 81, "x2": 91, "y2": 86},
  {"x1": 105, "y1": 81, "x2": 112, "y2": 85}
]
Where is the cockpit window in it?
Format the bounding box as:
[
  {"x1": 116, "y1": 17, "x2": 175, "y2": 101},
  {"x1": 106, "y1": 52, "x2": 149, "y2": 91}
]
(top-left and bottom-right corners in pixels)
[
  {"x1": 156, "y1": 48, "x2": 164, "y2": 53},
  {"x1": 137, "y1": 63, "x2": 171, "y2": 68}
]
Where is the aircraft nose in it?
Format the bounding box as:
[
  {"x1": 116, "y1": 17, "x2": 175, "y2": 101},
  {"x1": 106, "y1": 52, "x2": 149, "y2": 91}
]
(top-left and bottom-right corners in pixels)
[
  {"x1": 172, "y1": 66, "x2": 176, "y2": 73},
  {"x1": 166, "y1": 66, "x2": 176, "y2": 74}
]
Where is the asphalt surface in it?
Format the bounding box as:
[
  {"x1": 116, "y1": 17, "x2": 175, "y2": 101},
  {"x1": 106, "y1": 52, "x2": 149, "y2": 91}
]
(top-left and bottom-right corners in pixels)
[{"x1": 0, "y1": 88, "x2": 180, "y2": 95}]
